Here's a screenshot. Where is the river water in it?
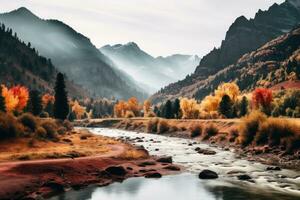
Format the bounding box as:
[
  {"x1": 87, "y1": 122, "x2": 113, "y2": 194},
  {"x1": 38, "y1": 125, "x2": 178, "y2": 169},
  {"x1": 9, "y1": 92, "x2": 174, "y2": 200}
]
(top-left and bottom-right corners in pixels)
[{"x1": 49, "y1": 128, "x2": 300, "y2": 200}]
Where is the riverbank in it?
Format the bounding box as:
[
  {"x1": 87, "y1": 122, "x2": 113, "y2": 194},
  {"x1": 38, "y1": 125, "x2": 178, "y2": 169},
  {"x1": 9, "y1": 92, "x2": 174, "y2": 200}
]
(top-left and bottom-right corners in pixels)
[
  {"x1": 76, "y1": 118, "x2": 300, "y2": 170},
  {"x1": 0, "y1": 129, "x2": 181, "y2": 200}
]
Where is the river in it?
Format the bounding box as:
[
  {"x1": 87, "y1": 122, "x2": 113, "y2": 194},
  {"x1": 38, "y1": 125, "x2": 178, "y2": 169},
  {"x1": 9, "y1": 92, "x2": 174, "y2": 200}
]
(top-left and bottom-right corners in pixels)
[{"x1": 49, "y1": 128, "x2": 300, "y2": 200}]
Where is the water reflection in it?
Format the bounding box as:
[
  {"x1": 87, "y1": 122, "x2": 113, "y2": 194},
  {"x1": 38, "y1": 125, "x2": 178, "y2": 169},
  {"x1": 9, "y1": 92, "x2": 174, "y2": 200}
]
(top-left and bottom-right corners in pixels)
[{"x1": 49, "y1": 174, "x2": 299, "y2": 200}]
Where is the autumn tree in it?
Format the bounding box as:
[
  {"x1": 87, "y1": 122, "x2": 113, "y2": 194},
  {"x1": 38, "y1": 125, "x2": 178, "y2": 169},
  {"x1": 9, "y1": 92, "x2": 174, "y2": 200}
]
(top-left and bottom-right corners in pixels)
[
  {"x1": 143, "y1": 100, "x2": 151, "y2": 117},
  {"x1": 54, "y1": 73, "x2": 69, "y2": 120},
  {"x1": 252, "y1": 88, "x2": 273, "y2": 115},
  {"x1": 1, "y1": 85, "x2": 29, "y2": 113},
  {"x1": 72, "y1": 100, "x2": 86, "y2": 119},
  {"x1": 28, "y1": 90, "x2": 42, "y2": 116},
  {"x1": 172, "y1": 98, "x2": 180, "y2": 119},
  {"x1": 127, "y1": 97, "x2": 140, "y2": 116},
  {"x1": 240, "y1": 96, "x2": 248, "y2": 117},
  {"x1": 180, "y1": 98, "x2": 199, "y2": 119},
  {"x1": 218, "y1": 94, "x2": 233, "y2": 118},
  {"x1": 0, "y1": 86, "x2": 6, "y2": 112},
  {"x1": 10, "y1": 86, "x2": 29, "y2": 112}
]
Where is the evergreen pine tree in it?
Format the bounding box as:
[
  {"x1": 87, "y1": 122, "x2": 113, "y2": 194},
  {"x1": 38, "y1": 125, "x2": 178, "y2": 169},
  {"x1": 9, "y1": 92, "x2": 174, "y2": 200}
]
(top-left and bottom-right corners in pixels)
[
  {"x1": 240, "y1": 96, "x2": 249, "y2": 117},
  {"x1": 54, "y1": 73, "x2": 69, "y2": 120},
  {"x1": 172, "y1": 98, "x2": 180, "y2": 119},
  {"x1": 218, "y1": 95, "x2": 233, "y2": 118},
  {"x1": 28, "y1": 90, "x2": 42, "y2": 116},
  {"x1": 0, "y1": 87, "x2": 6, "y2": 112},
  {"x1": 164, "y1": 100, "x2": 173, "y2": 119}
]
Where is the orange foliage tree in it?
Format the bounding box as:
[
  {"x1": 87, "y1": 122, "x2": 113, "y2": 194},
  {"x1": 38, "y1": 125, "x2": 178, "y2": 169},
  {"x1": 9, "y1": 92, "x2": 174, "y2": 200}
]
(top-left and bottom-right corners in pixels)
[
  {"x1": 42, "y1": 93, "x2": 55, "y2": 108},
  {"x1": 252, "y1": 88, "x2": 273, "y2": 110},
  {"x1": 114, "y1": 97, "x2": 141, "y2": 118},
  {"x1": 72, "y1": 100, "x2": 86, "y2": 119},
  {"x1": 1, "y1": 85, "x2": 29, "y2": 112}
]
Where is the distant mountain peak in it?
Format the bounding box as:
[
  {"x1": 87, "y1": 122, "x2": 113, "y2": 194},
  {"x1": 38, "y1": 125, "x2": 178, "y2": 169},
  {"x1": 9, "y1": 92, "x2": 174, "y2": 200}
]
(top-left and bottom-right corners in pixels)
[
  {"x1": 124, "y1": 42, "x2": 140, "y2": 50},
  {"x1": 10, "y1": 7, "x2": 39, "y2": 19}
]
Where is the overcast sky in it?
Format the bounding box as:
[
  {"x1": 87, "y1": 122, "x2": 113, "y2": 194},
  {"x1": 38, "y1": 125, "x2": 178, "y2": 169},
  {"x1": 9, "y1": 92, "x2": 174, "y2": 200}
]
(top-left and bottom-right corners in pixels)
[{"x1": 0, "y1": 0, "x2": 285, "y2": 57}]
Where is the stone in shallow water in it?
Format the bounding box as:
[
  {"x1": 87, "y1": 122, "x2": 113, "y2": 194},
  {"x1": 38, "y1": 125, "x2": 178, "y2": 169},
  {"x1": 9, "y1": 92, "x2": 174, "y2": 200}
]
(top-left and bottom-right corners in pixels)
[
  {"x1": 198, "y1": 170, "x2": 218, "y2": 179},
  {"x1": 105, "y1": 166, "x2": 127, "y2": 176},
  {"x1": 237, "y1": 174, "x2": 252, "y2": 180},
  {"x1": 266, "y1": 166, "x2": 281, "y2": 171},
  {"x1": 156, "y1": 156, "x2": 173, "y2": 163},
  {"x1": 145, "y1": 172, "x2": 162, "y2": 178}
]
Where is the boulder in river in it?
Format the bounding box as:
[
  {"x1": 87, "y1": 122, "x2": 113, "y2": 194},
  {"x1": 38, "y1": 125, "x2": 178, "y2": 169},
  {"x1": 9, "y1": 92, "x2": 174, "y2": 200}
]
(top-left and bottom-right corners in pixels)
[
  {"x1": 156, "y1": 156, "x2": 173, "y2": 163},
  {"x1": 266, "y1": 166, "x2": 281, "y2": 171},
  {"x1": 198, "y1": 170, "x2": 218, "y2": 179},
  {"x1": 145, "y1": 172, "x2": 162, "y2": 178},
  {"x1": 237, "y1": 174, "x2": 252, "y2": 180},
  {"x1": 105, "y1": 166, "x2": 127, "y2": 176}
]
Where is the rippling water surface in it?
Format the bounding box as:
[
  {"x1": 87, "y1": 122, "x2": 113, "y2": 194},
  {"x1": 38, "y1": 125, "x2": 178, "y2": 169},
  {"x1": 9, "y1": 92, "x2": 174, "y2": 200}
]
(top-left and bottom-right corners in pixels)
[{"x1": 49, "y1": 128, "x2": 300, "y2": 200}]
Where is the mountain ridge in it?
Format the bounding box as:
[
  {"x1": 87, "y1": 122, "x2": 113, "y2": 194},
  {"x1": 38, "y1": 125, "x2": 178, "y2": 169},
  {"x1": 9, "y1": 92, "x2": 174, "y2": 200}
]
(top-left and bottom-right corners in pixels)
[
  {"x1": 100, "y1": 42, "x2": 200, "y2": 92},
  {"x1": 150, "y1": 0, "x2": 300, "y2": 103},
  {"x1": 0, "y1": 7, "x2": 147, "y2": 100}
]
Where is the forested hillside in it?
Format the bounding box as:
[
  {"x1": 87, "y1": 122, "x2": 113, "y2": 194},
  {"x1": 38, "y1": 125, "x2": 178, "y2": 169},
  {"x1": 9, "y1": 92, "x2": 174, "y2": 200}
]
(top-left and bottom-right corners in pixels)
[{"x1": 0, "y1": 23, "x2": 86, "y2": 97}]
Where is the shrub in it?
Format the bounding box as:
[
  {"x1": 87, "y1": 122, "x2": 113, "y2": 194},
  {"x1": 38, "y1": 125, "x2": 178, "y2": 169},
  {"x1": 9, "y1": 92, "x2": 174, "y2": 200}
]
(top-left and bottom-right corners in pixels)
[
  {"x1": 40, "y1": 120, "x2": 58, "y2": 139},
  {"x1": 238, "y1": 111, "x2": 267, "y2": 146},
  {"x1": 203, "y1": 124, "x2": 218, "y2": 140},
  {"x1": 125, "y1": 110, "x2": 135, "y2": 118},
  {"x1": 39, "y1": 111, "x2": 49, "y2": 118},
  {"x1": 189, "y1": 123, "x2": 202, "y2": 138},
  {"x1": 35, "y1": 127, "x2": 47, "y2": 138},
  {"x1": 0, "y1": 112, "x2": 22, "y2": 140},
  {"x1": 157, "y1": 119, "x2": 169, "y2": 134},
  {"x1": 18, "y1": 113, "x2": 38, "y2": 132},
  {"x1": 63, "y1": 120, "x2": 73, "y2": 131},
  {"x1": 57, "y1": 127, "x2": 67, "y2": 135},
  {"x1": 228, "y1": 128, "x2": 239, "y2": 143},
  {"x1": 146, "y1": 118, "x2": 159, "y2": 133},
  {"x1": 256, "y1": 118, "x2": 297, "y2": 147}
]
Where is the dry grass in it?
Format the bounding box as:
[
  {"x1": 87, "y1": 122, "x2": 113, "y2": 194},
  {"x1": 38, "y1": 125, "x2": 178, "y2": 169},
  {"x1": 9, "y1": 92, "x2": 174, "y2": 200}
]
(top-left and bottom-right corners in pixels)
[
  {"x1": 238, "y1": 111, "x2": 267, "y2": 146},
  {"x1": 238, "y1": 111, "x2": 300, "y2": 152},
  {"x1": 203, "y1": 123, "x2": 219, "y2": 140},
  {"x1": 0, "y1": 112, "x2": 23, "y2": 140},
  {"x1": 157, "y1": 119, "x2": 170, "y2": 134},
  {"x1": 146, "y1": 118, "x2": 159, "y2": 133},
  {"x1": 118, "y1": 149, "x2": 149, "y2": 160},
  {"x1": 18, "y1": 113, "x2": 37, "y2": 132},
  {"x1": 189, "y1": 123, "x2": 202, "y2": 138},
  {"x1": 0, "y1": 129, "x2": 122, "y2": 162}
]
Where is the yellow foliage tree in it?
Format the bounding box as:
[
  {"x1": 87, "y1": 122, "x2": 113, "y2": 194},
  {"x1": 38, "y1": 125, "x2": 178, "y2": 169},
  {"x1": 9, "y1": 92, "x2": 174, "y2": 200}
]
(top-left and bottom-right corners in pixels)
[
  {"x1": 72, "y1": 100, "x2": 86, "y2": 119},
  {"x1": 143, "y1": 100, "x2": 151, "y2": 117},
  {"x1": 215, "y1": 82, "x2": 240, "y2": 102},
  {"x1": 180, "y1": 98, "x2": 200, "y2": 119},
  {"x1": 200, "y1": 82, "x2": 240, "y2": 114},
  {"x1": 114, "y1": 97, "x2": 141, "y2": 118}
]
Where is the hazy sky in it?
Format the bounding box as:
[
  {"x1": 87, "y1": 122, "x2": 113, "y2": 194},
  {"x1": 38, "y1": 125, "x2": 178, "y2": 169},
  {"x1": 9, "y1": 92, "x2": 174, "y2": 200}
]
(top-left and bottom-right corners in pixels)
[{"x1": 0, "y1": 0, "x2": 285, "y2": 57}]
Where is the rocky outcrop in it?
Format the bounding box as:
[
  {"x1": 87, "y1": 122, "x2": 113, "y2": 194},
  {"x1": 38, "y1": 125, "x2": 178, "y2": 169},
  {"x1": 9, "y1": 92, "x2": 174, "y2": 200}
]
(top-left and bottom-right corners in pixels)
[{"x1": 151, "y1": 0, "x2": 300, "y2": 103}]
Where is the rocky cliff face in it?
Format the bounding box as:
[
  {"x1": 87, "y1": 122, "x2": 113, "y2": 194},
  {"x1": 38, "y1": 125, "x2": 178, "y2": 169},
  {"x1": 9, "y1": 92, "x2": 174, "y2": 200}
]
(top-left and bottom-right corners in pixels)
[
  {"x1": 195, "y1": 0, "x2": 300, "y2": 76},
  {"x1": 151, "y1": 0, "x2": 300, "y2": 104}
]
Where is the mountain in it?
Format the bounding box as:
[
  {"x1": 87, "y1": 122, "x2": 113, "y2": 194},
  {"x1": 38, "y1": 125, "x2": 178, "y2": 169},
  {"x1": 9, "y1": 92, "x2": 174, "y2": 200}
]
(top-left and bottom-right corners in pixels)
[
  {"x1": 0, "y1": 7, "x2": 147, "y2": 100},
  {"x1": 0, "y1": 23, "x2": 86, "y2": 97},
  {"x1": 150, "y1": 0, "x2": 300, "y2": 103},
  {"x1": 100, "y1": 42, "x2": 200, "y2": 93}
]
